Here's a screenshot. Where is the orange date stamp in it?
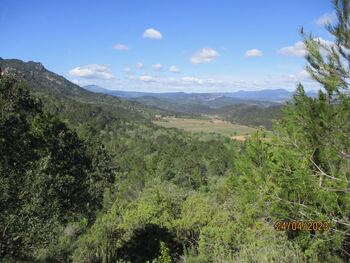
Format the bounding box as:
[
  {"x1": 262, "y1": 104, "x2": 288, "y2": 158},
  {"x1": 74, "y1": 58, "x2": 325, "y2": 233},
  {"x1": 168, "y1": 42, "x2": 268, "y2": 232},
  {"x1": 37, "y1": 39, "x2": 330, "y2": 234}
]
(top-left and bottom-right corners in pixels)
[{"x1": 274, "y1": 221, "x2": 330, "y2": 231}]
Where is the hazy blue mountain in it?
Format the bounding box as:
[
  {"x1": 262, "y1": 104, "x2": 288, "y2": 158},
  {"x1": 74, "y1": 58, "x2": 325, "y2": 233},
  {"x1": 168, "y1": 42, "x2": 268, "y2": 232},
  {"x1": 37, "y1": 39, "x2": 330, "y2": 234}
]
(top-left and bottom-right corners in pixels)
[
  {"x1": 224, "y1": 89, "x2": 317, "y2": 101},
  {"x1": 84, "y1": 85, "x2": 153, "y2": 98},
  {"x1": 224, "y1": 89, "x2": 291, "y2": 101},
  {"x1": 83, "y1": 85, "x2": 318, "y2": 103}
]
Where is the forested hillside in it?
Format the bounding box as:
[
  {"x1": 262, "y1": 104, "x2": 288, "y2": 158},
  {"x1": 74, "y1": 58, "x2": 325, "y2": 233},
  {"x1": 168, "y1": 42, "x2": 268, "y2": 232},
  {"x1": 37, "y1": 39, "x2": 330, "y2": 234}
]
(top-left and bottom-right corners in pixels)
[
  {"x1": 1, "y1": 0, "x2": 350, "y2": 262},
  {"x1": 0, "y1": 58, "x2": 173, "y2": 122},
  {"x1": 212, "y1": 104, "x2": 283, "y2": 129},
  {"x1": 0, "y1": 62, "x2": 240, "y2": 262}
]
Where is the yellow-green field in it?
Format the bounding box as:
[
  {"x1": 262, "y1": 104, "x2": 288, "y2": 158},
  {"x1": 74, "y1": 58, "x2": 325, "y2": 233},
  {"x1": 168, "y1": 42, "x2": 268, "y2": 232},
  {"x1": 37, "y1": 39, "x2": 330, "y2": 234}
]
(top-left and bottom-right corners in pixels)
[{"x1": 154, "y1": 117, "x2": 256, "y2": 139}]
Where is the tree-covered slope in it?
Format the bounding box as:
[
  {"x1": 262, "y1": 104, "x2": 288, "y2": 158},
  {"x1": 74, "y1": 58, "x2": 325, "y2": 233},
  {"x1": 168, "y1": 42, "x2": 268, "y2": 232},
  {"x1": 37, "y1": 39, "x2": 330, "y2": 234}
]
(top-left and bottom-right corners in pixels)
[
  {"x1": 0, "y1": 66, "x2": 240, "y2": 262},
  {"x1": 212, "y1": 103, "x2": 283, "y2": 129},
  {"x1": 0, "y1": 58, "x2": 171, "y2": 123}
]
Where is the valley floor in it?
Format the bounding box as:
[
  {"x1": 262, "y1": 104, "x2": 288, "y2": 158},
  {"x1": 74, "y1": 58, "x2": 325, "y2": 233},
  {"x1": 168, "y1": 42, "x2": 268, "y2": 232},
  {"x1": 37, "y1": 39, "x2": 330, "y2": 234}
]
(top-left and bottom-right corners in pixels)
[{"x1": 153, "y1": 117, "x2": 256, "y2": 140}]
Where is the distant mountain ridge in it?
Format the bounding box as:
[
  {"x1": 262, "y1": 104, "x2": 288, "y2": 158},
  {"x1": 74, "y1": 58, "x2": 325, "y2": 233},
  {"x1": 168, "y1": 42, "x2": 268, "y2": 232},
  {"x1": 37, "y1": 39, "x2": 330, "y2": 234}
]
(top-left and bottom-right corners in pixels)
[
  {"x1": 83, "y1": 85, "x2": 319, "y2": 129},
  {"x1": 84, "y1": 85, "x2": 317, "y2": 103}
]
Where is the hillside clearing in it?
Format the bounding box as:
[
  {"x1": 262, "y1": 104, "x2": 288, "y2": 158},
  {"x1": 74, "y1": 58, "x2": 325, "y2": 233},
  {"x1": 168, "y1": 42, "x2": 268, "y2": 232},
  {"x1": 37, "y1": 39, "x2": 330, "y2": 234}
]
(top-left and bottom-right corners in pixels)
[{"x1": 154, "y1": 117, "x2": 256, "y2": 139}]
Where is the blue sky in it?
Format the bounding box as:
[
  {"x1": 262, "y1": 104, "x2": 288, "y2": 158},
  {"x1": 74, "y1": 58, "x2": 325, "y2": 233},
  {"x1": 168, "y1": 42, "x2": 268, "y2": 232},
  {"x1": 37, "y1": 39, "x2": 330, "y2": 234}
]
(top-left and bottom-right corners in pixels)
[{"x1": 0, "y1": 0, "x2": 335, "y2": 92}]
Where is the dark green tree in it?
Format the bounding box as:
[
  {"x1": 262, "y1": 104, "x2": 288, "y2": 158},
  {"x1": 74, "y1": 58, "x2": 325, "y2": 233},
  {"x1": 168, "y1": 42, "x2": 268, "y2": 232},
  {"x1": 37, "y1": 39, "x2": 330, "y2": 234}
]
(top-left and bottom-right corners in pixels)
[{"x1": 0, "y1": 77, "x2": 114, "y2": 261}]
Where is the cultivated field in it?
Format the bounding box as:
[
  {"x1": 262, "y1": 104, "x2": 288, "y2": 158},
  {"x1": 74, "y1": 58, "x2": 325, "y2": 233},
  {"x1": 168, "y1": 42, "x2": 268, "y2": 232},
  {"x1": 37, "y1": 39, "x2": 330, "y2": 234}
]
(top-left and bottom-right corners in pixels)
[{"x1": 154, "y1": 117, "x2": 256, "y2": 139}]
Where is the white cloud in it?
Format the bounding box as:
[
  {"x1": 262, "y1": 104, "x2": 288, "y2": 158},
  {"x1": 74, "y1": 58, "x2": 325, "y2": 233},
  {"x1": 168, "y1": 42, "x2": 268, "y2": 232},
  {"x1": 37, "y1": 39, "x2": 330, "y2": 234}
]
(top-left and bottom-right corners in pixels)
[
  {"x1": 113, "y1": 43, "x2": 130, "y2": 51},
  {"x1": 245, "y1": 49, "x2": 263, "y2": 57},
  {"x1": 123, "y1": 67, "x2": 131, "y2": 73},
  {"x1": 298, "y1": 70, "x2": 311, "y2": 79},
  {"x1": 278, "y1": 41, "x2": 306, "y2": 57},
  {"x1": 314, "y1": 37, "x2": 334, "y2": 48},
  {"x1": 142, "y1": 28, "x2": 162, "y2": 39},
  {"x1": 190, "y1": 47, "x2": 219, "y2": 64},
  {"x1": 139, "y1": 75, "x2": 154, "y2": 82},
  {"x1": 278, "y1": 38, "x2": 334, "y2": 57},
  {"x1": 152, "y1": 63, "x2": 163, "y2": 70},
  {"x1": 69, "y1": 64, "x2": 114, "y2": 79},
  {"x1": 136, "y1": 62, "x2": 143, "y2": 68},
  {"x1": 181, "y1": 76, "x2": 203, "y2": 84},
  {"x1": 314, "y1": 11, "x2": 336, "y2": 26},
  {"x1": 169, "y1": 65, "x2": 181, "y2": 73}
]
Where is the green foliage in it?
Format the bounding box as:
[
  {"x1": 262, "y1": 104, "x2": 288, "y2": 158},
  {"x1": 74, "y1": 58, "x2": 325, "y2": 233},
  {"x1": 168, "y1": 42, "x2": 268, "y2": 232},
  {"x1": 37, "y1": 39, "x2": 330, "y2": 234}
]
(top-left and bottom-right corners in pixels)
[
  {"x1": 221, "y1": 1, "x2": 350, "y2": 261},
  {"x1": 157, "y1": 242, "x2": 172, "y2": 263},
  {"x1": 212, "y1": 104, "x2": 282, "y2": 129},
  {"x1": 0, "y1": 77, "x2": 114, "y2": 261},
  {"x1": 72, "y1": 182, "x2": 184, "y2": 263}
]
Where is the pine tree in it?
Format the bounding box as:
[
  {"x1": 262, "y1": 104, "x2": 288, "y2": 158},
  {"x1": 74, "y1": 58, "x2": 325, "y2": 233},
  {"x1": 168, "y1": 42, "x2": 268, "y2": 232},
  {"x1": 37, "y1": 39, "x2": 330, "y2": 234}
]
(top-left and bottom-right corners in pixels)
[
  {"x1": 225, "y1": 1, "x2": 350, "y2": 260},
  {"x1": 274, "y1": 0, "x2": 350, "y2": 259}
]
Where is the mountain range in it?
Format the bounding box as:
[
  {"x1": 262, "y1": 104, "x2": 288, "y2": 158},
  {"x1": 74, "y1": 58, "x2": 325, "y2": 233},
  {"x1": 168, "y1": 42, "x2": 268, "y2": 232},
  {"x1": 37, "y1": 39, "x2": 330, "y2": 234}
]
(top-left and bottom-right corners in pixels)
[
  {"x1": 0, "y1": 58, "x2": 313, "y2": 130},
  {"x1": 84, "y1": 84, "x2": 317, "y2": 104}
]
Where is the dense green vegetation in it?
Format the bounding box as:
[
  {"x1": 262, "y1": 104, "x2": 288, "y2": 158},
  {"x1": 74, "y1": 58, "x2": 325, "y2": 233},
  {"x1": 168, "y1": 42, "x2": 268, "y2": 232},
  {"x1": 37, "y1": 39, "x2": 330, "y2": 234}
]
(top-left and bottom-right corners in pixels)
[
  {"x1": 211, "y1": 104, "x2": 282, "y2": 129},
  {"x1": 1, "y1": 0, "x2": 350, "y2": 262},
  {"x1": 0, "y1": 78, "x2": 115, "y2": 261},
  {"x1": 0, "y1": 62, "x2": 239, "y2": 262}
]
